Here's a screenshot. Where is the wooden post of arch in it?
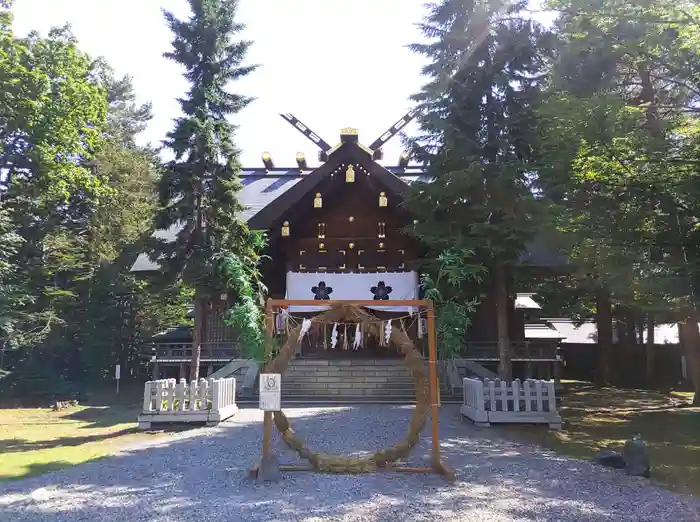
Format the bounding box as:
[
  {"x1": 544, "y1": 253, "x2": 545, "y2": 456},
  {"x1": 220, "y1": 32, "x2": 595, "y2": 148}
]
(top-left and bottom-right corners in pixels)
[{"x1": 251, "y1": 299, "x2": 456, "y2": 482}]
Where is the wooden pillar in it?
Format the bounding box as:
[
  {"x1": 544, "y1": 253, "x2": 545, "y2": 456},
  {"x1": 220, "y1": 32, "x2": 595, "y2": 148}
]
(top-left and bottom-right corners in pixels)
[
  {"x1": 152, "y1": 361, "x2": 160, "y2": 381},
  {"x1": 262, "y1": 301, "x2": 274, "y2": 461},
  {"x1": 179, "y1": 362, "x2": 187, "y2": 380},
  {"x1": 426, "y1": 303, "x2": 441, "y2": 466}
]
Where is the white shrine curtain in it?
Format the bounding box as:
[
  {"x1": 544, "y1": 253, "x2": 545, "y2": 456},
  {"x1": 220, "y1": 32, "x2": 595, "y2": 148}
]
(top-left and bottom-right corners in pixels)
[{"x1": 284, "y1": 271, "x2": 420, "y2": 313}]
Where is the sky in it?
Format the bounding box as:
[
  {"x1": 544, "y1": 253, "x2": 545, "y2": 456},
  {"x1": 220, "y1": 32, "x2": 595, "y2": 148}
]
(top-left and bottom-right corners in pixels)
[{"x1": 12, "y1": 0, "x2": 433, "y2": 168}]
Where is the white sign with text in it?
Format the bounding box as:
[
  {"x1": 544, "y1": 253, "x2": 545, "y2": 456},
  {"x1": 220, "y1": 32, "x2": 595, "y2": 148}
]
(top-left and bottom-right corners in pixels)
[{"x1": 259, "y1": 373, "x2": 281, "y2": 411}]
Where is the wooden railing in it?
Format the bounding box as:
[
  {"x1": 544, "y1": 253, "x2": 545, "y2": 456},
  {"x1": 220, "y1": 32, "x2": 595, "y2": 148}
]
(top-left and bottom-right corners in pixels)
[
  {"x1": 461, "y1": 377, "x2": 562, "y2": 428},
  {"x1": 148, "y1": 342, "x2": 241, "y2": 362},
  {"x1": 460, "y1": 341, "x2": 560, "y2": 361}
]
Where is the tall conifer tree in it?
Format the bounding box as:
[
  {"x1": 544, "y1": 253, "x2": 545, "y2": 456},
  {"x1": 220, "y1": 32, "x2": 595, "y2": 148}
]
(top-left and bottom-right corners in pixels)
[
  {"x1": 406, "y1": 1, "x2": 551, "y2": 379},
  {"x1": 151, "y1": 0, "x2": 258, "y2": 380}
]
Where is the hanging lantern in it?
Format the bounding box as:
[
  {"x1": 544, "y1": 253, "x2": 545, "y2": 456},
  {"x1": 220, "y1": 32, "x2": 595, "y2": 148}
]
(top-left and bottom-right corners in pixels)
[
  {"x1": 345, "y1": 165, "x2": 355, "y2": 183},
  {"x1": 281, "y1": 220, "x2": 290, "y2": 237},
  {"x1": 314, "y1": 192, "x2": 323, "y2": 208},
  {"x1": 379, "y1": 191, "x2": 388, "y2": 207}
]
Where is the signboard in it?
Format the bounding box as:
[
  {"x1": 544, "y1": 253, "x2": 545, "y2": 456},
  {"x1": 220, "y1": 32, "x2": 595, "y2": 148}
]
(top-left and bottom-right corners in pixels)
[
  {"x1": 259, "y1": 373, "x2": 281, "y2": 411},
  {"x1": 115, "y1": 364, "x2": 121, "y2": 394}
]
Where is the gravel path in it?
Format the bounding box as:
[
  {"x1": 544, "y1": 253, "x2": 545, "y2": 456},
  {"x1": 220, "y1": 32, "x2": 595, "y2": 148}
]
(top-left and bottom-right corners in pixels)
[{"x1": 0, "y1": 405, "x2": 698, "y2": 522}]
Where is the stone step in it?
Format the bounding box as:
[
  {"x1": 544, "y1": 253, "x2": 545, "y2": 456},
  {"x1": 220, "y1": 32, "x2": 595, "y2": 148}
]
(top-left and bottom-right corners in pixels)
[{"x1": 288, "y1": 359, "x2": 409, "y2": 366}]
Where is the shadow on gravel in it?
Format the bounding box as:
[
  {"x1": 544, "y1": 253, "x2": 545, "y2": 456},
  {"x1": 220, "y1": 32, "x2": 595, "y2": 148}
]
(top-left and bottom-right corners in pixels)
[{"x1": 0, "y1": 405, "x2": 697, "y2": 522}]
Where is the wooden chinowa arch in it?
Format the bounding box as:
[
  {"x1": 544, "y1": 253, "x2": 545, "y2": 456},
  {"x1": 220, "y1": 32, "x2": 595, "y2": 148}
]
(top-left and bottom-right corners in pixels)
[{"x1": 251, "y1": 298, "x2": 456, "y2": 482}]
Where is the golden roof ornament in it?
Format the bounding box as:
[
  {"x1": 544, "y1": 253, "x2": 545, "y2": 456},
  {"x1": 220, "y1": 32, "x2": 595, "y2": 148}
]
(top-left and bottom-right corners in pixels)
[
  {"x1": 379, "y1": 191, "x2": 388, "y2": 207},
  {"x1": 345, "y1": 164, "x2": 355, "y2": 183},
  {"x1": 281, "y1": 220, "x2": 290, "y2": 237},
  {"x1": 314, "y1": 192, "x2": 323, "y2": 208},
  {"x1": 341, "y1": 127, "x2": 358, "y2": 135}
]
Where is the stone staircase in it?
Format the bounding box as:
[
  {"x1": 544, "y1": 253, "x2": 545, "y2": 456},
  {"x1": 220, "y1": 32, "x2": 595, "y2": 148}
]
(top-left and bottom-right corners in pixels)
[{"x1": 274, "y1": 358, "x2": 455, "y2": 404}]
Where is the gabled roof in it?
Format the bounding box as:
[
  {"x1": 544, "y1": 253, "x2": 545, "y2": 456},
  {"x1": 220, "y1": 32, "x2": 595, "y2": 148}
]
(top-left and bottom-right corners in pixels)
[
  {"x1": 246, "y1": 141, "x2": 416, "y2": 230},
  {"x1": 131, "y1": 135, "x2": 569, "y2": 273},
  {"x1": 131, "y1": 147, "x2": 426, "y2": 272}
]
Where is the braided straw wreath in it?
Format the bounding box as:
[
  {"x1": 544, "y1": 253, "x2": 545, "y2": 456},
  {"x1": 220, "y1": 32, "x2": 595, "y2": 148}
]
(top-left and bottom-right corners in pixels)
[{"x1": 265, "y1": 304, "x2": 430, "y2": 473}]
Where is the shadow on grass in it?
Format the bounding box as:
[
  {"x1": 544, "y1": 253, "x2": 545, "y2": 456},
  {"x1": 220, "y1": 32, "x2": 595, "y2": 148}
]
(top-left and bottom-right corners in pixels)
[
  {"x1": 0, "y1": 405, "x2": 697, "y2": 522},
  {"x1": 0, "y1": 427, "x2": 140, "y2": 454},
  {"x1": 506, "y1": 382, "x2": 700, "y2": 497},
  {"x1": 61, "y1": 406, "x2": 137, "y2": 429}
]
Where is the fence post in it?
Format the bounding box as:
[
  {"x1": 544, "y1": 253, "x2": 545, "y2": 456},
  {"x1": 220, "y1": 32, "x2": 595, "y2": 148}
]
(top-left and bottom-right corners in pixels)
[
  {"x1": 523, "y1": 380, "x2": 532, "y2": 411},
  {"x1": 512, "y1": 379, "x2": 520, "y2": 412},
  {"x1": 535, "y1": 380, "x2": 544, "y2": 412},
  {"x1": 155, "y1": 381, "x2": 165, "y2": 411},
  {"x1": 176, "y1": 379, "x2": 186, "y2": 411},
  {"x1": 499, "y1": 379, "x2": 508, "y2": 412},
  {"x1": 142, "y1": 381, "x2": 152, "y2": 412},
  {"x1": 487, "y1": 379, "x2": 496, "y2": 412},
  {"x1": 212, "y1": 379, "x2": 221, "y2": 411},
  {"x1": 198, "y1": 378, "x2": 208, "y2": 410}
]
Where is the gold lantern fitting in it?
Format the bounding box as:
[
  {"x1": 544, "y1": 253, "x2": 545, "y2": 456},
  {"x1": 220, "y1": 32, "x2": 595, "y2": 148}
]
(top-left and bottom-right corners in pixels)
[
  {"x1": 281, "y1": 220, "x2": 290, "y2": 237},
  {"x1": 314, "y1": 192, "x2": 323, "y2": 208},
  {"x1": 345, "y1": 165, "x2": 355, "y2": 183},
  {"x1": 379, "y1": 191, "x2": 388, "y2": 207}
]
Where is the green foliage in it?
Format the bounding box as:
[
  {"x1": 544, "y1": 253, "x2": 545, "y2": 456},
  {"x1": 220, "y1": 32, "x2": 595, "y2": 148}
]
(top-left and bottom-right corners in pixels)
[
  {"x1": 150, "y1": 0, "x2": 259, "y2": 297},
  {"x1": 0, "y1": 13, "x2": 109, "y2": 203},
  {"x1": 0, "y1": 14, "x2": 191, "y2": 398},
  {"x1": 420, "y1": 248, "x2": 484, "y2": 357},
  {"x1": 215, "y1": 231, "x2": 271, "y2": 363},
  {"x1": 536, "y1": 0, "x2": 700, "y2": 317},
  {"x1": 406, "y1": 0, "x2": 551, "y2": 362}
]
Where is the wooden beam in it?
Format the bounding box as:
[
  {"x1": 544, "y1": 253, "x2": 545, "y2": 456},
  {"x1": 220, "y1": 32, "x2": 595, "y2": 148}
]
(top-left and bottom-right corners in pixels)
[
  {"x1": 368, "y1": 109, "x2": 420, "y2": 151},
  {"x1": 266, "y1": 299, "x2": 429, "y2": 307},
  {"x1": 280, "y1": 113, "x2": 332, "y2": 152}
]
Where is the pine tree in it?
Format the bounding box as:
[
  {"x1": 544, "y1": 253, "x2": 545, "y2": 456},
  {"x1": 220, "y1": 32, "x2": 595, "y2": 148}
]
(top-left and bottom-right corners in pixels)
[
  {"x1": 406, "y1": 0, "x2": 551, "y2": 379},
  {"x1": 538, "y1": 0, "x2": 700, "y2": 400},
  {"x1": 151, "y1": 0, "x2": 259, "y2": 380}
]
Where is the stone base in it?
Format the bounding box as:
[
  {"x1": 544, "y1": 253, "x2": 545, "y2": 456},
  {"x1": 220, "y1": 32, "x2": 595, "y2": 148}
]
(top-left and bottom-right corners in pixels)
[
  {"x1": 255, "y1": 453, "x2": 281, "y2": 484},
  {"x1": 137, "y1": 404, "x2": 238, "y2": 430}
]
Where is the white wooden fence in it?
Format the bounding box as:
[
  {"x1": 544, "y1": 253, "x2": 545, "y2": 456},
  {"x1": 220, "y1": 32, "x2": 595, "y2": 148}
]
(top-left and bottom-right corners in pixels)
[
  {"x1": 137, "y1": 377, "x2": 238, "y2": 429},
  {"x1": 461, "y1": 377, "x2": 562, "y2": 429}
]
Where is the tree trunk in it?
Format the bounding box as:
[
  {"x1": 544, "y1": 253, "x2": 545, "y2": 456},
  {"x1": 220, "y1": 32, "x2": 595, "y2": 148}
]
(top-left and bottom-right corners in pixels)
[
  {"x1": 678, "y1": 319, "x2": 700, "y2": 405},
  {"x1": 190, "y1": 293, "x2": 206, "y2": 382},
  {"x1": 638, "y1": 63, "x2": 700, "y2": 404},
  {"x1": 493, "y1": 258, "x2": 512, "y2": 381},
  {"x1": 645, "y1": 314, "x2": 655, "y2": 387},
  {"x1": 595, "y1": 286, "x2": 613, "y2": 387}
]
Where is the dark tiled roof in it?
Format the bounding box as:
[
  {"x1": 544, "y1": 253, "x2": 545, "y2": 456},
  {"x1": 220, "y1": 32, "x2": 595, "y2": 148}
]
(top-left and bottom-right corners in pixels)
[{"x1": 151, "y1": 325, "x2": 192, "y2": 343}]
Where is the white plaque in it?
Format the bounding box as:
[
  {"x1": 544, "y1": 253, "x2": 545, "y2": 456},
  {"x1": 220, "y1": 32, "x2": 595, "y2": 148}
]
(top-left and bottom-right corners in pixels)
[{"x1": 259, "y1": 373, "x2": 281, "y2": 411}]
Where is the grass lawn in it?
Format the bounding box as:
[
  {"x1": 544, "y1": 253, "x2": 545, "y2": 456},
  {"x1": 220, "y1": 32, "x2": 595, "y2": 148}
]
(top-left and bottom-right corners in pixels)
[
  {"x1": 509, "y1": 382, "x2": 700, "y2": 497},
  {"x1": 0, "y1": 404, "x2": 162, "y2": 481}
]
